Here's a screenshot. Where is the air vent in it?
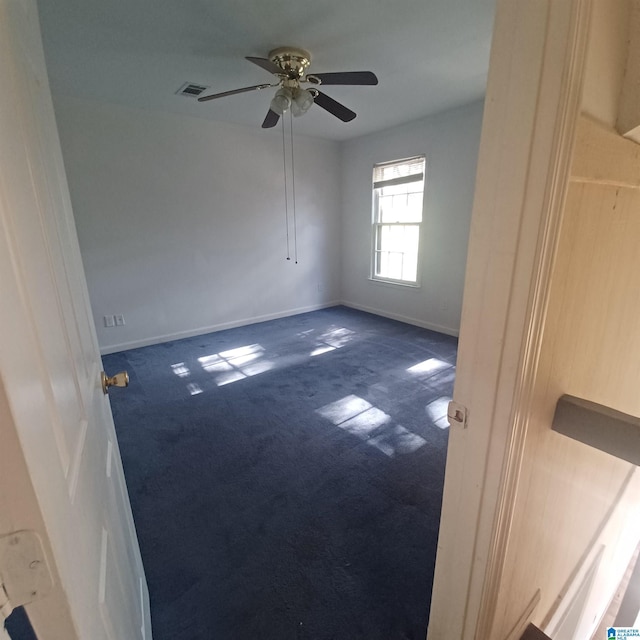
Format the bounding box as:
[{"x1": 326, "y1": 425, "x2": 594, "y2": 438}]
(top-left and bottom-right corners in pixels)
[{"x1": 176, "y1": 82, "x2": 209, "y2": 98}]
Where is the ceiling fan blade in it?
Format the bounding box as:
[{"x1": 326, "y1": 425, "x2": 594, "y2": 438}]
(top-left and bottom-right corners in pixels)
[
  {"x1": 198, "y1": 84, "x2": 271, "y2": 102},
  {"x1": 313, "y1": 91, "x2": 357, "y2": 122},
  {"x1": 262, "y1": 109, "x2": 280, "y2": 128},
  {"x1": 310, "y1": 71, "x2": 378, "y2": 86},
  {"x1": 246, "y1": 56, "x2": 282, "y2": 75}
]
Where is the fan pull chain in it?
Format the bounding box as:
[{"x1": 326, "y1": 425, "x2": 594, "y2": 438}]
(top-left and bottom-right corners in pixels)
[
  {"x1": 281, "y1": 115, "x2": 291, "y2": 260},
  {"x1": 289, "y1": 111, "x2": 298, "y2": 264}
]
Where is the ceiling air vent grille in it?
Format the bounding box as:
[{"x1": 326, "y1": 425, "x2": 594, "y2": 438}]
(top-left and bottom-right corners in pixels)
[{"x1": 176, "y1": 82, "x2": 209, "y2": 98}]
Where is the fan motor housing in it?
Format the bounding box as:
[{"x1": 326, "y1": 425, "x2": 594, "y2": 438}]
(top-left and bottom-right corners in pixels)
[{"x1": 268, "y1": 47, "x2": 311, "y2": 79}]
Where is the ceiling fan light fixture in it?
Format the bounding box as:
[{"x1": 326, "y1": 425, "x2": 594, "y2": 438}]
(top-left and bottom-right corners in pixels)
[
  {"x1": 202, "y1": 48, "x2": 378, "y2": 127},
  {"x1": 291, "y1": 88, "x2": 314, "y2": 117},
  {"x1": 270, "y1": 87, "x2": 293, "y2": 115}
]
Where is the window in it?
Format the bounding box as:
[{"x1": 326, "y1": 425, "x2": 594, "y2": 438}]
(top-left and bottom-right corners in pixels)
[{"x1": 371, "y1": 156, "x2": 425, "y2": 285}]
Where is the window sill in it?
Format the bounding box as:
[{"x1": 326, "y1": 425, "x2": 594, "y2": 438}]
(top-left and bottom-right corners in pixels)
[{"x1": 368, "y1": 277, "x2": 421, "y2": 290}]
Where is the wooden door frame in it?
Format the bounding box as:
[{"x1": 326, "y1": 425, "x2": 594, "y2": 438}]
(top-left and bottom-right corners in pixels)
[{"x1": 427, "y1": 1, "x2": 592, "y2": 638}]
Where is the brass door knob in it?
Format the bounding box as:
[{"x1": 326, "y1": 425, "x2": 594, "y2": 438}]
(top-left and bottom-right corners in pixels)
[{"x1": 101, "y1": 371, "x2": 129, "y2": 395}]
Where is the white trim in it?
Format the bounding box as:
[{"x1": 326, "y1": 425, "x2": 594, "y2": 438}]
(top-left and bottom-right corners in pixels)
[
  {"x1": 366, "y1": 276, "x2": 421, "y2": 289},
  {"x1": 427, "y1": 1, "x2": 592, "y2": 638},
  {"x1": 98, "y1": 301, "x2": 341, "y2": 354},
  {"x1": 100, "y1": 300, "x2": 459, "y2": 355},
  {"x1": 473, "y1": 1, "x2": 593, "y2": 637},
  {"x1": 341, "y1": 300, "x2": 459, "y2": 337},
  {"x1": 370, "y1": 155, "x2": 426, "y2": 287}
]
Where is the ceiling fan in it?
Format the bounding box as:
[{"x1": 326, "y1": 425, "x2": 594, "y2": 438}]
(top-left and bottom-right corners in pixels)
[{"x1": 197, "y1": 47, "x2": 378, "y2": 128}]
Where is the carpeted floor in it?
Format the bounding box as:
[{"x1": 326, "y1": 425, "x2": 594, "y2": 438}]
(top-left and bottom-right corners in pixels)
[{"x1": 101, "y1": 306, "x2": 456, "y2": 640}]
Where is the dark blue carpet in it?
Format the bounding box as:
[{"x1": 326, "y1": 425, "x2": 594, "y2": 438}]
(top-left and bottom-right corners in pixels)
[
  {"x1": 4, "y1": 608, "x2": 37, "y2": 640},
  {"x1": 103, "y1": 306, "x2": 456, "y2": 640}
]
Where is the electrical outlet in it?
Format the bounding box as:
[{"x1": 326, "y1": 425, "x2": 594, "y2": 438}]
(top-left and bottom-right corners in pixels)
[
  {"x1": 104, "y1": 315, "x2": 115, "y2": 328},
  {"x1": 114, "y1": 314, "x2": 126, "y2": 326}
]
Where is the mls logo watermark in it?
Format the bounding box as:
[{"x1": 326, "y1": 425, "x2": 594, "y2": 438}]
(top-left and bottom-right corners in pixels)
[{"x1": 608, "y1": 628, "x2": 640, "y2": 639}]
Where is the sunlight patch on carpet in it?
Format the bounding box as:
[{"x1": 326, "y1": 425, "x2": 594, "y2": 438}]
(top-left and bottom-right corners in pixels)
[
  {"x1": 317, "y1": 394, "x2": 371, "y2": 424},
  {"x1": 310, "y1": 345, "x2": 336, "y2": 357},
  {"x1": 426, "y1": 396, "x2": 452, "y2": 429},
  {"x1": 198, "y1": 344, "x2": 273, "y2": 386},
  {"x1": 319, "y1": 326, "x2": 355, "y2": 348},
  {"x1": 171, "y1": 362, "x2": 190, "y2": 377},
  {"x1": 406, "y1": 358, "x2": 449, "y2": 376},
  {"x1": 186, "y1": 382, "x2": 203, "y2": 395},
  {"x1": 316, "y1": 394, "x2": 427, "y2": 457},
  {"x1": 368, "y1": 424, "x2": 427, "y2": 456}
]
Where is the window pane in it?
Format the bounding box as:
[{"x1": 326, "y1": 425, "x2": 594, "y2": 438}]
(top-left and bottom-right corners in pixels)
[
  {"x1": 387, "y1": 252, "x2": 403, "y2": 280},
  {"x1": 374, "y1": 224, "x2": 419, "y2": 283},
  {"x1": 402, "y1": 251, "x2": 418, "y2": 281},
  {"x1": 403, "y1": 226, "x2": 419, "y2": 281},
  {"x1": 375, "y1": 180, "x2": 424, "y2": 224},
  {"x1": 404, "y1": 225, "x2": 420, "y2": 252},
  {"x1": 380, "y1": 225, "x2": 402, "y2": 252},
  {"x1": 380, "y1": 182, "x2": 416, "y2": 196},
  {"x1": 378, "y1": 195, "x2": 394, "y2": 222},
  {"x1": 405, "y1": 192, "x2": 424, "y2": 223}
]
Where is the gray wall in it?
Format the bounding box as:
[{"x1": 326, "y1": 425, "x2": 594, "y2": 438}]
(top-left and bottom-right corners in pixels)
[
  {"x1": 54, "y1": 96, "x2": 483, "y2": 352},
  {"x1": 340, "y1": 100, "x2": 484, "y2": 335},
  {"x1": 54, "y1": 97, "x2": 342, "y2": 353}
]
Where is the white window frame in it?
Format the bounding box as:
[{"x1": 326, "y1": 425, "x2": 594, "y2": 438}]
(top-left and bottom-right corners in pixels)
[{"x1": 370, "y1": 155, "x2": 426, "y2": 287}]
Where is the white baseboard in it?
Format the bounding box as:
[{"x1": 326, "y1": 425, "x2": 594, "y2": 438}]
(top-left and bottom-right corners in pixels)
[
  {"x1": 99, "y1": 301, "x2": 341, "y2": 355},
  {"x1": 340, "y1": 300, "x2": 459, "y2": 337},
  {"x1": 100, "y1": 299, "x2": 459, "y2": 354}
]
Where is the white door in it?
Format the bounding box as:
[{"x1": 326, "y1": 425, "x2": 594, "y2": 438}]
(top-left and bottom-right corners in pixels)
[
  {"x1": 427, "y1": 0, "x2": 592, "y2": 638},
  {"x1": 0, "y1": 1, "x2": 151, "y2": 639}
]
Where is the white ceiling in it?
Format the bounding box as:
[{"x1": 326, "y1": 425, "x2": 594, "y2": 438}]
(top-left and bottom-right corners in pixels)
[{"x1": 37, "y1": 0, "x2": 496, "y2": 141}]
